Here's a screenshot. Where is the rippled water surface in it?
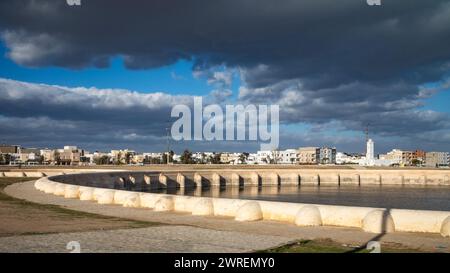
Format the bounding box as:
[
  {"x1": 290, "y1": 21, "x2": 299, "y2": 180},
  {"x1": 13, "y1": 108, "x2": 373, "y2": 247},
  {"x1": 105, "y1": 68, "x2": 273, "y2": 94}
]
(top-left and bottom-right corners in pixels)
[{"x1": 147, "y1": 185, "x2": 450, "y2": 211}]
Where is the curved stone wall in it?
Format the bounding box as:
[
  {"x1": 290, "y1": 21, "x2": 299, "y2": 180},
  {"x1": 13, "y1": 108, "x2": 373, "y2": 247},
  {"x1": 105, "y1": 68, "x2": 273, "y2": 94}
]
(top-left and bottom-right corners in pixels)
[
  {"x1": 3, "y1": 167, "x2": 450, "y2": 185},
  {"x1": 35, "y1": 168, "x2": 450, "y2": 190},
  {"x1": 30, "y1": 168, "x2": 450, "y2": 238},
  {"x1": 0, "y1": 169, "x2": 125, "y2": 178}
]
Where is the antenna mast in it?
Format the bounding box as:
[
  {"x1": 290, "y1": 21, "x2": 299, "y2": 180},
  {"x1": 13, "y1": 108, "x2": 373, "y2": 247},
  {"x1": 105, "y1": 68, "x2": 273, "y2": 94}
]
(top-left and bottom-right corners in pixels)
[
  {"x1": 365, "y1": 123, "x2": 370, "y2": 143},
  {"x1": 166, "y1": 127, "x2": 170, "y2": 164}
]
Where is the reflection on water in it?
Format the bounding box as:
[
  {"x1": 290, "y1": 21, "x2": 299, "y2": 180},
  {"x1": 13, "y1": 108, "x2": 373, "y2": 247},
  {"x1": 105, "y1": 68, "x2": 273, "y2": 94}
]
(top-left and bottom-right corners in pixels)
[{"x1": 148, "y1": 185, "x2": 450, "y2": 211}]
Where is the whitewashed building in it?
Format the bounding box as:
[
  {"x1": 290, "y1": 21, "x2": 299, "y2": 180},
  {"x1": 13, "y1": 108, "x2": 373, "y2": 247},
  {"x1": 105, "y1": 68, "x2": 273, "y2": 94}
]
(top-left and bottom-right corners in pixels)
[
  {"x1": 359, "y1": 139, "x2": 398, "y2": 166},
  {"x1": 336, "y1": 152, "x2": 361, "y2": 165},
  {"x1": 256, "y1": 149, "x2": 298, "y2": 164}
]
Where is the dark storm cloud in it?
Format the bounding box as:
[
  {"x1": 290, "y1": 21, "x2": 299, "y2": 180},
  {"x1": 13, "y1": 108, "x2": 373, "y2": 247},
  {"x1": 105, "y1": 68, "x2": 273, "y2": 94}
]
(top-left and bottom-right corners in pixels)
[
  {"x1": 1, "y1": 0, "x2": 450, "y2": 150},
  {"x1": 0, "y1": 78, "x2": 259, "y2": 152},
  {"x1": 1, "y1": 0, "x2": 449, "y2": 86},
  {"x1": 0, "y1": 78, "x2": 196, "y2": 151},
  {"x1": 0, "y1": 78, "x2": 194, "y2": 128},
  {"x1": 239, "y1": 78, "x2": 450, "y2": 139}
]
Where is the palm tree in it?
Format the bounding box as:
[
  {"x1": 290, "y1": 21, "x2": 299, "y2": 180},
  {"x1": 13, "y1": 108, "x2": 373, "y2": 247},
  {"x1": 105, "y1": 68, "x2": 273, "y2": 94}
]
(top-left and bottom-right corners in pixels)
[
  {"x1": 180, "y1": 149, "x2": 193, "y2": 164},
  {"x1": 238, "y1": 154, "x2": 247, "y2": 164},
  {"x1": 210, "y1": 153, "x2": 222, "y2": 164}
]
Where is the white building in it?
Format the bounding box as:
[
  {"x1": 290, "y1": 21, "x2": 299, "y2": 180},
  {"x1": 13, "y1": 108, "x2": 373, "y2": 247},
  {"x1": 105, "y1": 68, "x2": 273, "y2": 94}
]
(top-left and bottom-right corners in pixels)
[
  {"x1": 172, "y1": 154, "x2": 181, "y2": 162},
  {"x1": 81, "y1": 153, "x2": 95, "y2": 164},
  {"x1": 143, "y1": 152, "x2": 163, "y2": 159},
  {"x1": 40, "y1": 149, "x2": 56, "y2": 164},
  {"x1": 336, "y1": 152, "x2": 361, "y2": 165},
  {"x1": 192, "y1": 152, "x2": 215, "y2": 164},
  {"x1": 220, "y1": 152, "x2": 243, "y2": 164},
  {"x1": 246, "y1": 153, "x2": 258, "y2": 164},
  {"x1": 359, "y1": 139, "x2": 397, "y2": 166},
  {"x1": 380, "y1": 149, "x2": 402, "y2": 163},
  {"x1": 256, "y1": 149, "x2": 298, "y2": 164},
  {"x1": 275, "y1": 149, "x2": 298, "y2": 164},
  {"x1": 256, "y1": 150, "x2": 272, "y2": 164},
  {"x1": 366, "y1": 139, "x2": 374, "y2": 160}
]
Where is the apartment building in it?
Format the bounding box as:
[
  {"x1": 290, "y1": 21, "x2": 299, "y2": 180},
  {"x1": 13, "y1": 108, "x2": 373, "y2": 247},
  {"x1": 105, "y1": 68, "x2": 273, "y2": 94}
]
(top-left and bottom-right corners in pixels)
[
  {"x1": 220, "y1": 152, "x2": 242, "y2": 164},
  {"x1": 412, "y1": 150, "x2": 426, "y2": 165},
  {"x1": 0, "y1": 144, "x2": 20, "y2": 154},
  {"x1": 425, "y1": 152, "x2": 449, "y2": 168},
  {"x1": 319, "y1": 147, "x2": 337, "y2": 164},
  {"x1": 298, "y1": 147, "x2": 320, "y2": 165},
  {"x1": 110, "y1": 149, "x2": 136, "y2": 165},
  {"x1": 383, "y1": 149, "x2": 413, "y2": 166},
  {"x1": 57, "y1": 146, "x2": 83, "y2": 165}
]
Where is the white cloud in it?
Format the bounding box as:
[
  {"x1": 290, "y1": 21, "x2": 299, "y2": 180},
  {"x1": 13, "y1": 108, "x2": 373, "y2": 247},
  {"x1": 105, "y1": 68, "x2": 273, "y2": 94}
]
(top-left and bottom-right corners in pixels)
[{"x1": 0, "y1": 78, "x2": 193, "y2": 111}]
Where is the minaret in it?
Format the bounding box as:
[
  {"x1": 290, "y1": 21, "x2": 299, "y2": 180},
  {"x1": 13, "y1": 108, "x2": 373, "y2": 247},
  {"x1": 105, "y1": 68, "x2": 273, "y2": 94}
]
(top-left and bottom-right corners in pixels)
[{"x1": 366, "y1": 139, "x2": 374, "y2": 160}]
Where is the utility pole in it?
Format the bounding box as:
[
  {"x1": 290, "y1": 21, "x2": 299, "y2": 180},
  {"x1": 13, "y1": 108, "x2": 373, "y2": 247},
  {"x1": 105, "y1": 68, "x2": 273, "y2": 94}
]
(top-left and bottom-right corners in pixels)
[
  {"x1": 272, "y1": 148, "x2": 278, "y2": 164},
  {"x1": 365, "y1": 123, "x2": 370, "y2": 143},
  {"x1": 166, "y1": 127, "x2": 170, "y2": 165}
]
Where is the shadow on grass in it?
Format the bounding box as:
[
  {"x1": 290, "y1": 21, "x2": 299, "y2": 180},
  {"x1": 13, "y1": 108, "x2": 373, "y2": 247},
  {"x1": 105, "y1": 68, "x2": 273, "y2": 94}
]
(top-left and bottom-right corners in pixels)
[{"x1": 346, "y1": 208, "x2": 391, "y2": 253}]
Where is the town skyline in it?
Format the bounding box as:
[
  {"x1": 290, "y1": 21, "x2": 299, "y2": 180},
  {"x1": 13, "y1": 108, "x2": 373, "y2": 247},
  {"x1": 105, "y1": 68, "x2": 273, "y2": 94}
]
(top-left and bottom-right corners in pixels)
[
  {"x1": 1, "y1": 137, "x2": 448, "y2": 156},
  {"x1": 1, "y1": 138, "x2": 449, "y2": 168}
]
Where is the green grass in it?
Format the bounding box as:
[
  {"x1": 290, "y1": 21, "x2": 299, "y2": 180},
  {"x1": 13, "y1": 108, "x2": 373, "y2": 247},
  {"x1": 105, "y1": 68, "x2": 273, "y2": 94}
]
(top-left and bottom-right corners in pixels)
[
  {"x1": 0, "y1": 177, "x2": 33, "y2": 189},
  {"x1": 260, "y1": 239, "x2": 426, "y2": 253}
]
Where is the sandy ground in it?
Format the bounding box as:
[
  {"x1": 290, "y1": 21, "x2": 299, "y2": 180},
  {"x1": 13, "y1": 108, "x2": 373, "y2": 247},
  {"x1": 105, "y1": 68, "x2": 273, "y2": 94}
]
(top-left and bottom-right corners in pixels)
[{"x1": 0, "y1": 226, "x2": 292, "y2": 253}]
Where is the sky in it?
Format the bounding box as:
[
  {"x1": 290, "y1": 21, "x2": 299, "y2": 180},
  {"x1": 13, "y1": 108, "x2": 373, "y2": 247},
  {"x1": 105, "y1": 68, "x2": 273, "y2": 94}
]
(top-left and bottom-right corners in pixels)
[{"x1": 0, "y1": 0, "x2": 450, "y2": 154}]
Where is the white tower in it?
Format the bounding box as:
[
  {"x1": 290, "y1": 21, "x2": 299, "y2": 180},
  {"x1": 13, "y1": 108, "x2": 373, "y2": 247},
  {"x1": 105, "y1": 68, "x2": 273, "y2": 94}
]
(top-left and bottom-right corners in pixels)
[{"x1": 366, "y1": 138, "x2": 374, "y2": 160}]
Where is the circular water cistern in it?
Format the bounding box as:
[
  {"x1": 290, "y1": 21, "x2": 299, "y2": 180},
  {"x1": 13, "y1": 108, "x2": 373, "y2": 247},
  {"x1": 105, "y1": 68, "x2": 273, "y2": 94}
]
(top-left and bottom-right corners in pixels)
[
  {"x1": 54, "y1": 183, "x2": 66, "y2": 196},
  {"x1": 294, "y1": 205, "x2": 322, "y2": 227},
  {"x1": 34, "y1": 179, "x2": 45, "y2": 191},
  {"x1": 114, "y1": 190, "x2": 131, "y2": 205},
  {"x1": 64, "y1": 185, "x2": 79, "y2": 198},
  {"x1": 79, "y1": 186, "x2": 94, "y2": 201},
  {"x1": 362, "y1": 209, "x2": 395, "y2": 233},
  {"x1": 235, "y1": 201, "x2": 263, "y2": 221},
  {"x1": 140, "y1": 193, "x2": 159, "y2": 209},
  {"x1": 192, "y1": 198, "x2": 214, "y2": 216},
  {"x1": 96, "y1": 189, "x2": 115, "y2": 204},
  {"x1": 123, "y1": 193, "x2": 141, "y2": 208},
  {"x1": 43, "y1": 181, "x2": 57, "y2": 194},
  {"x1": 154, "y1": 196, "x2": 174, "y2": 211}
]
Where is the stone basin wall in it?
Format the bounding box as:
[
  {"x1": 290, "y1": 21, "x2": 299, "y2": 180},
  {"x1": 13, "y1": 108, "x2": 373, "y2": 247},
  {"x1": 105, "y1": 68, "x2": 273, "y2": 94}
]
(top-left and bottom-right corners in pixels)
[
  {"x1": 40, "y1": 168, "x2": 450, "y2": 188},
  {"x1": 28, "y1": 168, "x2": 450, "y2": 238}
]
